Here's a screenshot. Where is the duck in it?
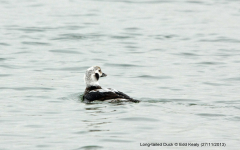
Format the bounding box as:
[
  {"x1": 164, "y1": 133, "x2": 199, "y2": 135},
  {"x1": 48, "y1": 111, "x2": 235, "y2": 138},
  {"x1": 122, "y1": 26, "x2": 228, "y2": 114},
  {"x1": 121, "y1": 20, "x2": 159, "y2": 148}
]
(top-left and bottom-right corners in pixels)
[{"x1": 83, "y1": 66, "x2": 140, "y2": 103}]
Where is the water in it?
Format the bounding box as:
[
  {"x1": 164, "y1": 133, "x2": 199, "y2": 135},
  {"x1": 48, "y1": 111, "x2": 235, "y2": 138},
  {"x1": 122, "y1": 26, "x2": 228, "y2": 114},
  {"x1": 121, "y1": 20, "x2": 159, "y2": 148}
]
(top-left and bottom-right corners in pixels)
[{"x1": 0, "y1": 0, "x2": 240, "y2": 149}]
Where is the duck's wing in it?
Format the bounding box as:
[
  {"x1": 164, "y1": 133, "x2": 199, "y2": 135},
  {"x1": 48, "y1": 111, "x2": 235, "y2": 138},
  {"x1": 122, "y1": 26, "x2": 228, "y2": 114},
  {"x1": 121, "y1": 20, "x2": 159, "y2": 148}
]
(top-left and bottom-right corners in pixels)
[
  {"x1": 84, "y1": 89, "x2": 123, "y2": 102},
  {"x1": 106, "y1": 88, "x2": 140, "y2": 102},
  {"x1": 84, "y1": 88, "x2": 140, "y2": 103}
]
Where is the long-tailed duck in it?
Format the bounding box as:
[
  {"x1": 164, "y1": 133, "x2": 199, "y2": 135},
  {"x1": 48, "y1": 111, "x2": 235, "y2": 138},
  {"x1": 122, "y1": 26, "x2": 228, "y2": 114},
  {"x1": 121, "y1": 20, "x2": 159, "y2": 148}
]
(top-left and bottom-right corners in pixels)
[{"x1": 83, "y1": 66, "x2": 140, "y2": 103}]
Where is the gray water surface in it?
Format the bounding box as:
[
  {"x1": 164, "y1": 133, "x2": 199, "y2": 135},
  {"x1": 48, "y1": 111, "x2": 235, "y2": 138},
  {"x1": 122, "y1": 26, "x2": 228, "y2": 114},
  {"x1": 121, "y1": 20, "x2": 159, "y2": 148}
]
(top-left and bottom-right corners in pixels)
[{"x1": 0, "y1": 0, "x2": 240, "y2": 149}]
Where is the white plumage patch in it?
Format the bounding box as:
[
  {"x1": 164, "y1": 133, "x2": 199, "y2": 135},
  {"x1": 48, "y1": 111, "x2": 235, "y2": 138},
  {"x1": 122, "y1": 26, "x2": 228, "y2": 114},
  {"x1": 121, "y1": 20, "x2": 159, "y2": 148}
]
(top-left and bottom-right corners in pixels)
[{"x1": 89, "y1": 88, "x2": 118, "y2": 93}]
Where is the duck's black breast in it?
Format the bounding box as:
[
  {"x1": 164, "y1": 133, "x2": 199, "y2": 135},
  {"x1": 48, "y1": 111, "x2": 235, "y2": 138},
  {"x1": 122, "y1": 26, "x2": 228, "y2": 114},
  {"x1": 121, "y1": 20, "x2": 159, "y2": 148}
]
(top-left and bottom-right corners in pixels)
[{"x1": 83, "y1": 86, "x2": 140, "y2": 103}]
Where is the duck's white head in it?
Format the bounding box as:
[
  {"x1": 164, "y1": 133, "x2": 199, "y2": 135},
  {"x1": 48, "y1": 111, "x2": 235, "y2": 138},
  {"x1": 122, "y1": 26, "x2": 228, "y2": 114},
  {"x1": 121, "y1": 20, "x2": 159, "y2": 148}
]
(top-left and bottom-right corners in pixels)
[{"x1": 84, "y1": 66, "x2": 107, "y2": 87}]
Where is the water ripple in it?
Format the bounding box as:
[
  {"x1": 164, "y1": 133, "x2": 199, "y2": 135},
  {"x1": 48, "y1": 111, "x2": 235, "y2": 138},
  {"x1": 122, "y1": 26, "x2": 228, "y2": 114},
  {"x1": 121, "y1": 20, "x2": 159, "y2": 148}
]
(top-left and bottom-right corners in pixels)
[
  {"x1": 104, "y1": 63, "x2": 143, "y2": 67},
  {"x1": 49, "y1": 50, "x2": 83, "y2": 54},
  {"x1": 75, "y1": 145, "x2": 103, "y2": 150},
  {"x1": 136, "y1": 75, "x2": 172, "y2": 79},
  {"x1": 0, "y1": 87, "x2": 55, "y2": 91},
  {"x1": 22, "y1": 41, "x2": 51, "y2": 46}
]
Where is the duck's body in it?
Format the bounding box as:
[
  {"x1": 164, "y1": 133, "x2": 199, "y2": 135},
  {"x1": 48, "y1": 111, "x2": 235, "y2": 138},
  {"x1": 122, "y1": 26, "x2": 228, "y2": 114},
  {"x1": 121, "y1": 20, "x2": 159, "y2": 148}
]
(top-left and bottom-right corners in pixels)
[{"x1": 83, "y1": 66, "x2": 140, "y2": 103}]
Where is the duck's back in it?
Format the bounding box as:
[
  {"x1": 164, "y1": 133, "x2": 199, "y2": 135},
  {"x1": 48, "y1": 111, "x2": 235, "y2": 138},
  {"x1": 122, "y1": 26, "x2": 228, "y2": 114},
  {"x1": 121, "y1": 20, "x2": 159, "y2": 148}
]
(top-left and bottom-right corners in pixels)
[{"x1": 83, "y1": 86, "x2": 139, "y2": 103}]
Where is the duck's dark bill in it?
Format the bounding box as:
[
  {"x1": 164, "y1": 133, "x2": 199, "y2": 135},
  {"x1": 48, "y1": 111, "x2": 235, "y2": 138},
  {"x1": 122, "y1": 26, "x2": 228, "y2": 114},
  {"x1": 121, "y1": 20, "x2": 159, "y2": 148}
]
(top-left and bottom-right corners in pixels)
[{"x1": 101, "y1": 73, "x2": 107, "y2": 77}]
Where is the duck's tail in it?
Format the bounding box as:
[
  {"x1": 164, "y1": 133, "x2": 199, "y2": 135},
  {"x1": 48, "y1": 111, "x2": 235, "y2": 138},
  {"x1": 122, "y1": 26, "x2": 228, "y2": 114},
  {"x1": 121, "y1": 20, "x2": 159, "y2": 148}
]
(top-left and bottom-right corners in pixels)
[{"x1": 129, "y1": 98, "x2": 140, "y2": 103}]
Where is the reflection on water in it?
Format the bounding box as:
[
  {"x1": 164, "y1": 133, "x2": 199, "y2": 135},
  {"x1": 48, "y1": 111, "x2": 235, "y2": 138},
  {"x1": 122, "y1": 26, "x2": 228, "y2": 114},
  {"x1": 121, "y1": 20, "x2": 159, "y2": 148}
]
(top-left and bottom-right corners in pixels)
[{"x1": 1, "y1": 0, "x2": 240, "y2": 149}]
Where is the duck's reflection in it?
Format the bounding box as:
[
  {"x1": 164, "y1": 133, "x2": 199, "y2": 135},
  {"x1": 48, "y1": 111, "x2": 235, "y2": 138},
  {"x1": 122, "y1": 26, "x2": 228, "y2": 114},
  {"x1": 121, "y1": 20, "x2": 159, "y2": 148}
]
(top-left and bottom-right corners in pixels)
[{"x1": 83, "y1": 105, "x2": 112, "y2": 132}]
